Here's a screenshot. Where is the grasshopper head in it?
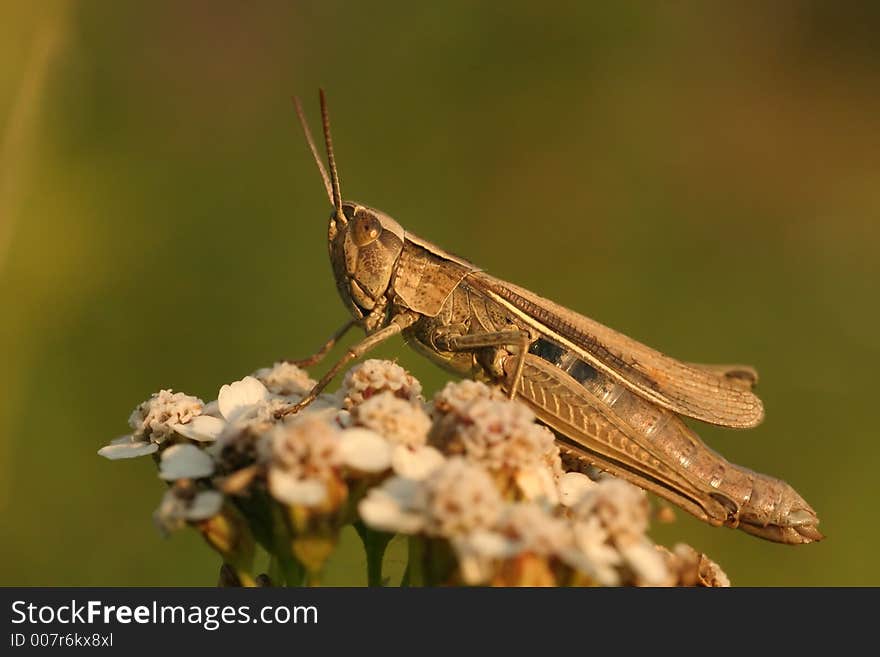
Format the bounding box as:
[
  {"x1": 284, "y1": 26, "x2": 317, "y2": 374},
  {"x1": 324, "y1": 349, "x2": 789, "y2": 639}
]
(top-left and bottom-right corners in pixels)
[
  {"x1": 327, "y1": 202, "x2": 404, "y2": 324},
  {"x1": 295, "y1": 91, "x2": 404, "y2": 330}
]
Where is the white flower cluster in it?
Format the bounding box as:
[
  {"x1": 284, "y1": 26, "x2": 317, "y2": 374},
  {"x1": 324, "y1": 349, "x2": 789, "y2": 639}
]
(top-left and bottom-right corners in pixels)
[
  {"x1": 359, "y1": 462, "x2": 671, "y2": 586},
  {"x1": 98, "y1": 358, "x2": 729, "y2": 587},
  {"x1": 253, "y1": 361, "x2": 317, "y2": 397},
  {"x1": 429, "y1": 380, "x2": 563, "y2": 505},
  {"x1": 98, "y1": 389, "x2": 212, "y2": 459},
  {"x1": 337, "y1": 359, "x2": 422, "y2": 409},
  {"x1": 154, "y1": 445, "x2": 222, "y2": 535}
]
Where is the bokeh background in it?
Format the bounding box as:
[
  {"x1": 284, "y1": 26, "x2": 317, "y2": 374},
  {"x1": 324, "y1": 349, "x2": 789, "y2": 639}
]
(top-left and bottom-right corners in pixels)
[{"x1": 1, "y1": 1, "x2": 878, "y2": 586}]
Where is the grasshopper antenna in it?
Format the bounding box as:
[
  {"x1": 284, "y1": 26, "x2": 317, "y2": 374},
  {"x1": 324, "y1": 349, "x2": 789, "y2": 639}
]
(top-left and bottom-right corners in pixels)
[
  {"x1": 292, "y1": 96, "x2": 333, "y2": 205},
  {"x1": 319, "y1": 88, "x2": 346, "y2": 225}
]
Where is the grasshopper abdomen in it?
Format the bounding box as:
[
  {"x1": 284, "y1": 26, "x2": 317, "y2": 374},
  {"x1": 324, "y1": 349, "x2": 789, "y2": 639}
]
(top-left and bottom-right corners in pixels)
[{"x1": 511, "y1": 339, "x2": 821, "y2": 544}]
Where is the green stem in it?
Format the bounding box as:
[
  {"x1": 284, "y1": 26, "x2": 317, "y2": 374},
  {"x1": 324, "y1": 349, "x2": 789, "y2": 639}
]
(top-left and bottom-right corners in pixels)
[
  {"x1": 267, "y1": 555, "x2": 283, "y2": 587},
  {"x1": 277, "y1": 553, "x2": 305, "y2": 586},
  {"x1": 354, "y1": 521, "x2": 393, "y2": 587},
  {"x1": 269, "y1": 503, "x2": 305, "y2": 586},
  {"x1": 407, "y1": 536, "x2": 426, "y2": 587}
]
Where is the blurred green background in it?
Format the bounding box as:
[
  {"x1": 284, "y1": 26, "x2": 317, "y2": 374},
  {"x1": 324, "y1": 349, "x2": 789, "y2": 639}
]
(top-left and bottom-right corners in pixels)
[{"x1": 1, "y1": 1, "x2": 878, "y2": 586}]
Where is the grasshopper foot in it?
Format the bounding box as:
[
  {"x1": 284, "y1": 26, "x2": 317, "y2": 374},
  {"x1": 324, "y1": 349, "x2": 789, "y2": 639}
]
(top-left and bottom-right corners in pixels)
[{"x1": 274, "y1": 399, "x2": 310, "y2": 419}]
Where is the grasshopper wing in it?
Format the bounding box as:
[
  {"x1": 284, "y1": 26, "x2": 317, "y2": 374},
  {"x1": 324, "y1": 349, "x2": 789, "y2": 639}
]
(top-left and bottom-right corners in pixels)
[
  {"x1": 686, "y1": 363, "x2": 758, "y2": 391},
  {"x1": 468, "y1": 272, "x2": 765, "y2": 428}
]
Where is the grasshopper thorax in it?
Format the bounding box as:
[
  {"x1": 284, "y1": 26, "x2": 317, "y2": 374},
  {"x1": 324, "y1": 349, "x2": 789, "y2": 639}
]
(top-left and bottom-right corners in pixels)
[{"x1": 328, "y1": 201, "x2": 405, "y2": 327}]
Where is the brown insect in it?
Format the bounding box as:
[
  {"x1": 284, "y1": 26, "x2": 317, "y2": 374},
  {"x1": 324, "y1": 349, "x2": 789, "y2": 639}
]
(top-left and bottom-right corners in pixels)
[{"x1": 281, "y1": 90, "x2": 822, "y2": 545}]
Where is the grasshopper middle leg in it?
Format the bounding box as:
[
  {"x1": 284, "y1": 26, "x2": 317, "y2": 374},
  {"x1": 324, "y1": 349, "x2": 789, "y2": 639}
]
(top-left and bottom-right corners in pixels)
[
  {"x1": 433, "y1": 327, "x2": 532, "y2": 399},
  {"x1": 285, "y1": 319, "x2": 356, "y2": 368}
]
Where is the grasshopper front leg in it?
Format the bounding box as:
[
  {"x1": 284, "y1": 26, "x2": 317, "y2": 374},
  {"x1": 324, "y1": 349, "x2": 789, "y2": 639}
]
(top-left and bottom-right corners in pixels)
[
  {"x1": 277, "y1": 312, "x2": 419, "y2": 417},
  {"x1": 285, "y1": 319, "x2": 356, "y2": 368},
  {"x1": 433, "y1": 327, "x2": 532, "y2": 400}
]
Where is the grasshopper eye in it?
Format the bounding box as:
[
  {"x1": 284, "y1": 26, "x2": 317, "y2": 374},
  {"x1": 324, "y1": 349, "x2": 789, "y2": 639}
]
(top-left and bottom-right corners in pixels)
[{"x1": 351, "y1": 213, "x2": 382, "y2": 247}]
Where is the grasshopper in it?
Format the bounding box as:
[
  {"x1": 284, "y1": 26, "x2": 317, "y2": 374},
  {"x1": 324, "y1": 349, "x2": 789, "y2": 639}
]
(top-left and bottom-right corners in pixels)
[{"x1": 281, "y1": 90, "x2": 822, "y2": 545}]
